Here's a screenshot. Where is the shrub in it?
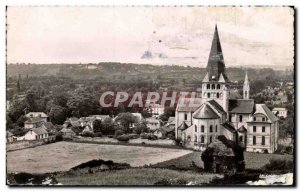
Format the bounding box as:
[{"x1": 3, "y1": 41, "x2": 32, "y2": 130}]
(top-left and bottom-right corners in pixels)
[
  {"x1": 114, "y1": 129, "x2": 124, "y2": 138},
  {"x1": 140, "y1": 133, "x2": 148, "y2": 139},
  {"x1": 55, "y1": 133, "x2": 63, "y2": 142},
  {"x1": 147, "y1": 134, "x2": 158, "y2": 140},
  {"x1": 94, "y1": 132, "x2": 103, "y2": 137},
  {"x1": 263, "y1": 158, "x2": 293, "y2": 172},
  {"x1": 81, "y1": 131, "x2": 95, "y2": 137},
  {"x1": 127, "y1": 133, "x2": 139, "y2": 139},
  {"x1": 117, "y1": 135, "x2": 130, "y2": 142},
  {"x1": 108, "y1": 135, "x2": 114, "y2": 138}
]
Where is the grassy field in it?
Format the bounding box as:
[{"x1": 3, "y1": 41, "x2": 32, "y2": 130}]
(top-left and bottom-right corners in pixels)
[
  {"x1": 7, "y1": 142, "x2": 192, "y2": 174},
  {"x1": 151, "y1": 151, "x2": 293, "y2": 170},
  {"x1": 55, "y1": 168, "x2": 220, "y2": 186}
]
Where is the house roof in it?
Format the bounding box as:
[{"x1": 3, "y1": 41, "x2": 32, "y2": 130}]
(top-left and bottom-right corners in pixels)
[
  {"x1": 32, "y1": 127, "x2": 48, "y2": 135},
  {"x1": 177, "y1": 97, "x2": 202, "y2": 112},
  {"x1": 26, "y1": 112, "x2": 48, "y2": 118},
  {"x1": 146, "y1": 117, "x2": 160, "y2": 124},
  {"x1": 161, "y1": 125, "x2": 175, "y2": 133},
  {"x1": 229, "y1": 99, "x2": 254, "y2": 114},
  {"x1": 42, "y1": 122, "x2": 54, "y2": 129},
  {"x1": 60, "y1": 127, "x2": 75, "y2": 133},
  {"x1": 238, "y1": 125, "x2": 247, "y2": 132},
  {"x1": 24, "y1": 117, "x2": 45, "y2": 124},
  {"x1": 178, "y1": 121, "x2": 189, "y2": 130},
  {"x1": 222, "y1": 122, "x2": 236, "y2": 133},
  {"x1": 254, "y1": 104, "x2": 278, "y2": 122},
  {"x1": 167, "y1": 117, "x2": 175, "y2": 124},
  {"x1": 272, "y1": 107, "x2": 287, "y2": 111},
  {"x1": 193, "y1": 104, "x2": 220, "y2": 119}
]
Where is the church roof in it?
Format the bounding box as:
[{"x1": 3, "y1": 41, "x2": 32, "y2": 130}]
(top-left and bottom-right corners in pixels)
[
  {"x1": 228, "y1": 99, "x2": 254, "y2": 114},
  {"x1": 205, "y1": 25, "x2": 229, "y2": 82},
  {"x1": 193, "y1": 103, "x2": 220, "y2": 119},
  {"x1": 229, "y1": 91, "x2": 242, "y2": 99},
  {"x1": 177, "y1": 97, "x2": 202, "y2": 112},
  {"x1": 254, "y1": 104, "x2": 278, "y2": 122},
  {"x1": 207, "y1": 100, "x2": 226, "y2": 114},
  {"x1": 222, "y1": 122, "x2": 236, "y2": 133}
]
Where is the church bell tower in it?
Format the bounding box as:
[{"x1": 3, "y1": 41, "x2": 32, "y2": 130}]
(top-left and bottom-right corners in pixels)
[
  {"x1": 243, "y1": 71, "x2": 250, "y2": 99},
  {"x1": 201, "y1": 25, "x2": 230, "y2": 112}
]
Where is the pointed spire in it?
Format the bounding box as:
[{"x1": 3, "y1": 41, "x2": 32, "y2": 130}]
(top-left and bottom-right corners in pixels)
[
  {"x1": 244, "y1": 70, "x2": 249, "y2": 85},
  {"x1": 206, "y1": 25, "x2": 228, "y2": 81}
]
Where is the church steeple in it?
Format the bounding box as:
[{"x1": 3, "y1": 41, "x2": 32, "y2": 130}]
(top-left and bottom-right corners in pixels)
[
  {"x1": 243, "y1": 71, "x2": 250, "y2": 99},
  {"x1": 206, "y1": 25, "x2": 228, "y2": 82}
]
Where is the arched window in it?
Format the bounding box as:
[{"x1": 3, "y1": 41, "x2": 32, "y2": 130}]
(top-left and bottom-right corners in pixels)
[
  {"x1": 194, "y1": 135, "x2": 197, "y2": 142},
  {"x1": 212, "y1": 84, "x2": 215, "y2": 89},
  {"x1": 217, "y1": 84, "x2": 220, "y2": 89},
  {"x1": 239, "y1": 136, "x2": 243, "y2": 142},
  {"x1": 207, "y1": 93, "x2": 211, "y2": 98},
  {"x1": 209, "y1": 136, "x2": 213, "y2": 143},
  {"x1": 207, "y1": 84, "x2": 210, "y2": 89},
  {"x1": 195, "y1": 125, "x2": 197, "y2": 132},
  {"x1": 216, "y1": 93, "x2": 220, "y2": 98},
  {"x1": 201, "y1": 136, "x2": 205, "y2": 143},
  {"x1": 209, "y1": 125, "x2": 213, "y2": 132},
  {"x1": 201, "y1": 125, "x2": 204, "y2": 132},
  {"x1": 239, "y1": 115, "x2": 243, "y2": 122},
  {"x1": 215, "y1": 125, "x2": 218, "y2": 132}
]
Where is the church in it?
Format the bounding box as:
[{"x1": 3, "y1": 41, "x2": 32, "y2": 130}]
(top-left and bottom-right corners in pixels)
[{"x1": 175, "y1": 26, "x2": 279, "y2": 153}]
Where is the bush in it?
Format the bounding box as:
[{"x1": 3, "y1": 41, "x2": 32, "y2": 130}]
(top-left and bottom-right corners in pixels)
[
  {"x1": 81, "y1": 131, "x2": 95, "y2": 137},
  {"x1": 108, "y1": 135, "x2": 114, "y2": 138},
  {"x1": 140, "y1": 133, "x2": 148, "y2": 139},
  {"x1": 114, "y1": 129, "x2": 124, "y2": 139},
  {"x1": 147, "y1": 134, "x2": 158, "y2": 140},
  {"x1": 55, "y1": 133, "x2": 63, "y2": 142},
  {"x1": 94, "y1": 132, "x2": 103, "y2": 137},
  {"x1": 263, "y1": 158, "x2": 293, "y2": 172},
  {"x1": 275, "y1": 145, "x2": 293, "y2": 155},
  {"x1": 117, "y1": 135, "x2": 130, "y2": 142},
  {"x1": 127, "y1": 133, "x2": 139, "y2": 139}
]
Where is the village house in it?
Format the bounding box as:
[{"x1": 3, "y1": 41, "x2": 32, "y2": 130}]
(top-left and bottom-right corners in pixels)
[
  {"x1": 23, "y1": 127, "x2": 49, "y2": 141},
  {"x1": 145, "y1": 117, "x2": 162, "y2": 130},
  {"x1": 24, "y1": 117, "x2": 45, "y2": 129},
  {"x1": 272, "y1": 107, "x2": 288, "y2": 118},
  {"x1": 25, "y1": 112, "x2": 48, "y2": 122},
  {"x1": 175, "y1": 26, "x2": 279, "y2": 153},
  {"x1": 60, "y1": 127, "x2": 76, "y2": 137}
]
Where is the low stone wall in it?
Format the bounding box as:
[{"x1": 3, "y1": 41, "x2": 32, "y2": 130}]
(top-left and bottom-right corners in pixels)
[{"x1": 6, "y1": 136, "x2": 56, "y2": 151}]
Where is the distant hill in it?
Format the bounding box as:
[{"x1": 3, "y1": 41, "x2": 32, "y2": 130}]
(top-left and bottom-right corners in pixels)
[{"x1": 7, "y1": 63, "x2": 291, "y2": 83}]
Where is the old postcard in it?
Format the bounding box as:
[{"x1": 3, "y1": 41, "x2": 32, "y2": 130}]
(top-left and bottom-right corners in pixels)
[{"x1": 6, "y1": 6, "x2": 295, "y2": 186}]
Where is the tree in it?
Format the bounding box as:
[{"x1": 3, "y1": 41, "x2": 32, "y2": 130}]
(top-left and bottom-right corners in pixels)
[
  {"x1": 93, "y1": 119, "x2": 103, "y2": 133},
  {"x1": 133, "y1": 120, "x2": 149, "y2": 134},
  {"x1": 16, "y1": 115, "x2": 28, "y2": 127},
  {"x1": 67, "y1": 88, "x2": 99, "y2": 117},
  {"x1": 159, "y1": 107, "x2": 175, "y2": 122},
  {"x1": 115, "y1": 112, "x2": 137, "y2": 133},
  {"x1": 48, "y1": 105, "x2": 68, "y2": 125},
  {"x1": 102, "y1": 117, "x2": 115, "y2": 135}
]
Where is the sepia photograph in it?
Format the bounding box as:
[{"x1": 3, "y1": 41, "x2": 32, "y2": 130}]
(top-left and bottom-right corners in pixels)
[{"x1": 5, "y1": 6, "x2": 295, "y2": 186}]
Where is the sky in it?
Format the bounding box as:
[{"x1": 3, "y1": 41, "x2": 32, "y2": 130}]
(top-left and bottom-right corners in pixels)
[{"x1": 7, "y1": 6, "x2": 294, "y2": 68}]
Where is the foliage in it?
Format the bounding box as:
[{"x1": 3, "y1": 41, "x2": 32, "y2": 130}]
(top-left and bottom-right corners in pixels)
[
  {"x1": 71, "y1": 126, "x2": 85, "y2": 135},
  {"x1": 81, "y1": 131, "x2": 95, "y2": 137},
  {"x1": 263, "y1": 158, "x2": 293, "y2": 172},
  {"x1": 159, "y1": 107, "x2": 175, "y2": 122},
  {"x1": 92, "y1": 119, "x2": 103, "y2": 133},
  {"x1": 101, "y1": 117, "x2": 115, "y2": 135},
  {"x1": 114, "y1": 129, "x2": 124, "y2": 138},
  {"x1": 48, "y1": 104, "x2": 69, "y2": 125},
  {"x1": 133, "y1": 120, "x2": 149, "y2": 134},
  {"x1": 117, "y1": 135, "x2": 130, "y2": 142},
  {"x1": 115, "y1": 112, "x2": 137, "y2": 133}
]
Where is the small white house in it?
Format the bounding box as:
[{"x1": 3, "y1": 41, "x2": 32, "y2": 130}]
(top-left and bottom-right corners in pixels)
[
  {"x1": 24, "y1": 127, "x2": 49, "y2": 141},
  {"x1": 146, "y1": 117, "x2": 161, "y2": 130},
  {"x1": 272, "y1": 108, "x2": 288, "y2": 118}
]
